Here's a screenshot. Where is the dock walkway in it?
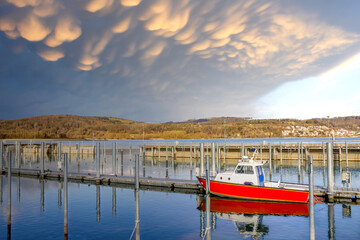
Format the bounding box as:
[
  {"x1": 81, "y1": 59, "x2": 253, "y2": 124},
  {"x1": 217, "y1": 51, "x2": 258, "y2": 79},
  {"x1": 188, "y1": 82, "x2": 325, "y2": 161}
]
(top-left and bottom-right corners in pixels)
[{"x1": 1, "y1": 168, "x2": 359, "y2": 204}]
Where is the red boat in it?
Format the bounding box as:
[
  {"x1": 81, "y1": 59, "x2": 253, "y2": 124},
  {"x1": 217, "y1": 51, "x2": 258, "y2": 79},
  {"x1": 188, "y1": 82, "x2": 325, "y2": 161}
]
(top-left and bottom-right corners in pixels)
[{"x1": 197, "y1": 156, "x2": 310, "y2": 203}]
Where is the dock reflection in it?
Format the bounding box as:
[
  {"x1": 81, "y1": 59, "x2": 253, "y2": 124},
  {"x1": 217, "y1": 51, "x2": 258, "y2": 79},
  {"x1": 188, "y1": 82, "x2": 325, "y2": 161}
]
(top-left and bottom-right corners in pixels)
[{"x1": 197, "y1": 196, "x2": 309, "y2": 239}]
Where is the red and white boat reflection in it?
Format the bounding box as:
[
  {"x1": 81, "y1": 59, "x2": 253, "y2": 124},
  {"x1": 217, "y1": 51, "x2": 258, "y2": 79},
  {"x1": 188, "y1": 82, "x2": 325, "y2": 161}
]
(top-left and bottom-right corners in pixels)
[
  {"x1": 197, "y1": 196, "x2": 309, "y2": 216},
  {"x1": 197, "y1": 196, "x2": 310, "y2": 238}
]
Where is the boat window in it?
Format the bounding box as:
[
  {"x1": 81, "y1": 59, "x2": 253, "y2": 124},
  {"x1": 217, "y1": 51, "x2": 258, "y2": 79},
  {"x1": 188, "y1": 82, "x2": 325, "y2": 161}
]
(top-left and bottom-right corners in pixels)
[{"x1": 235, "y1": 165, "x2": 254, "y2": 174}]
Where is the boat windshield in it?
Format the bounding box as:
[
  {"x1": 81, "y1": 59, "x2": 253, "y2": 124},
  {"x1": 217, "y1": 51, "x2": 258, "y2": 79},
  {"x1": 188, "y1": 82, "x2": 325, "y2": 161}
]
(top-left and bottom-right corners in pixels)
[{"x1": 235, "y1": 165, "x2": 254, "y2": 174}]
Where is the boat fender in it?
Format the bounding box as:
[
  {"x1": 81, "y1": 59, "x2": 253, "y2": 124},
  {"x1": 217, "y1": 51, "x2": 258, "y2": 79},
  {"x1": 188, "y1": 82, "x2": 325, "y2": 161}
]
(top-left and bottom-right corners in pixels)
[{"x1": 244, "y1": 181, "x2": 253, "y2": 186}]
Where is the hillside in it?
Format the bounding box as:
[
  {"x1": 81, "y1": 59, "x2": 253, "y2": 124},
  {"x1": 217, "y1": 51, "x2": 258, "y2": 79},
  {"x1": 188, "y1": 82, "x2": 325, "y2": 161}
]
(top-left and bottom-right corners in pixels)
[{"x1": 0, "y1": 115, "x2": 359, "y2": 140}]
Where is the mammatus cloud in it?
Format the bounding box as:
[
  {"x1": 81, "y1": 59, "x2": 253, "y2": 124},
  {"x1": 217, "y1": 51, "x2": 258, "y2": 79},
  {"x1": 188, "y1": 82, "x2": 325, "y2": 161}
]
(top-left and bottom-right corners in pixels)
[
  {"x1": 1, "y1": 0, "x2": 358, "y2": 74},
  {"x1": 37, "y1": 48, "x2": 64, "y2": 61},
  {"x1": 1, "y1": 0, "x2": 360, "y2": 121}
]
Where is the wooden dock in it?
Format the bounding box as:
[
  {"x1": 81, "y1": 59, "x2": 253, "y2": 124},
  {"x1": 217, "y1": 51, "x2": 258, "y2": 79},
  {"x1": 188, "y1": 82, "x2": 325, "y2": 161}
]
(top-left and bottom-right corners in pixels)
[{"x1": 1, "y1": 168, "x2": 359, "y2": 204}]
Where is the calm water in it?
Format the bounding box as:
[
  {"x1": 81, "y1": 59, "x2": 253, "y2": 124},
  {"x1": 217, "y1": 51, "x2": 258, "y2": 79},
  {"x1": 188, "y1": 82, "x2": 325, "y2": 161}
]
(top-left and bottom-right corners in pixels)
[
  {"x1": 0, "y1": 151, "x2": 359, "y2": 239},
  {"x1": 0, "y1": 176, "x2": 359, "y2": 239}
]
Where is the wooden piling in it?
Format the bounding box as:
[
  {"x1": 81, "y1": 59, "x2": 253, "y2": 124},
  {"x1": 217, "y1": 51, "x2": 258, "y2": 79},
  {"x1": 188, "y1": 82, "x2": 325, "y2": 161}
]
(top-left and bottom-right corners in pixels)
[
  {"x1": 327, "y1": 142, "x2": 334, "y2": 202},
  {"x1": 0, "y1": 141, "x2": 3, "y2": 172},
  {"x1": 64, "y1": 153, "x2": 68, "y2": 239},
  {"x1": 200, "y1": 143, "x2": 204, "y2": 177},
  {"x1": 96, "y1": 143, "x2": 100, "y2": 179},
  {"x1": 7, "y1": 152, "x2": 12, "y2": 238},
  {"x1": 308, "y1": 155, "x2": 315, "y2": 240}
]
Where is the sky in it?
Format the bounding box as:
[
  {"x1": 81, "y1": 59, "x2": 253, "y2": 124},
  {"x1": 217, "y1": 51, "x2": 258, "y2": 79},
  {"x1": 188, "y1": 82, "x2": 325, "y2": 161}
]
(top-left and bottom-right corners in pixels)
[{"x1": 1, "y1": 0, "x2": 360, "y2": 122}]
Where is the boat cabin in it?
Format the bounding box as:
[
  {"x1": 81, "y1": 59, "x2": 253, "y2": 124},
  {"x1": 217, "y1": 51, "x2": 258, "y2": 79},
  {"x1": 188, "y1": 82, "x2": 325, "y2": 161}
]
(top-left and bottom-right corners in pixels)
[{"x1": 214, "y1": 157, "x2": 265, "y2": 186}]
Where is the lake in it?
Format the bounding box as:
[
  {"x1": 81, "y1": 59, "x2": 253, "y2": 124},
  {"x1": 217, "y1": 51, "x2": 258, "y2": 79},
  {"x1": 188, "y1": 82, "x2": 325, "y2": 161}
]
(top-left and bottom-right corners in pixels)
[{"x1": 0, "y1": 149, "x2": 359, "y2": 239}]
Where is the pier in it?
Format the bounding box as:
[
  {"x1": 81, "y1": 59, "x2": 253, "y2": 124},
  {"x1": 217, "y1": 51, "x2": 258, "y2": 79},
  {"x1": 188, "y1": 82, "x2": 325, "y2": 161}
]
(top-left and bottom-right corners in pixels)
[
  {"x1": 1, "y1": 167, "x2": 359, "y2": 204},
  {"x1": 1, "y1": 139, "x2": 360, "y2": 204}
]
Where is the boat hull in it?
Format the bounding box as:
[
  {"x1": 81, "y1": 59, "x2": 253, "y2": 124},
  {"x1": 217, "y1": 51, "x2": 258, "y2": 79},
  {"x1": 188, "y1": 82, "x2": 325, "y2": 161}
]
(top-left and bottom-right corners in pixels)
[{"x1": 197, "y1": 177, "x2": 309, "y2": 203}]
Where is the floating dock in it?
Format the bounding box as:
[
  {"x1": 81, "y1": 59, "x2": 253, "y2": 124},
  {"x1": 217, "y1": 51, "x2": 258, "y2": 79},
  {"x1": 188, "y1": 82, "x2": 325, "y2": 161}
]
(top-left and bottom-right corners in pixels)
[{"x1": 1, "y1": 168, "x2": 359, "y2": 204}]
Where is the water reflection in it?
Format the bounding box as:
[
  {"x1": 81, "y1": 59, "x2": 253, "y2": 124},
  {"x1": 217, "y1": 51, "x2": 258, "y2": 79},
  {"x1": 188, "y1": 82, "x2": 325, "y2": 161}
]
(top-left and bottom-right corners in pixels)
[
  {"x1": 197, "y1": 196, "x2": 309, "y2": 238},
  {"x1": 40, "y1": 180, "x2": 44, "y2": 213},
  {"x1": 134, "y1": 189, "x2": 140, "y2": 240},
  {"x1": 58, "y1": 182, "x2": 62, "y2": 207},
  {"x1": 96, "y1": 185, "x2": 100, "y2": 222},
  {"x1": 112, "y1": 187, "x2": 116, "y2": 217},
  {"x1": 0, "y1": 175, "x2": 3, "y2": 204},
  {"x1": 328, "y1": 203, "x2": 335, "y2": 240}
]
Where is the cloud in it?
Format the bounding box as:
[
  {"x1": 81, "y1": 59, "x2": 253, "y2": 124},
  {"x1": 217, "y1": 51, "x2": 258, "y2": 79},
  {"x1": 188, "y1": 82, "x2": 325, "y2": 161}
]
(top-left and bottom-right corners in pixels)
[
  {"x1": 85, "y1": 0, "x2": 114, "y2": 13},
  {"x1": 1, "y1": 0, "x2": 360, "y2": 121},
  {"x1": 37, "y1": 48, "x2": 64, "y2": 61},
  {"x1": 6, "y1": 0, "x2": 40, "y2": 8},
  {"x1": 17, "y1": 14, "x2": 50, "y2": 41},
  {"x1": 120, "y1": 0, "x2": 142, "y2": 7},
  {"x1": 112, "y1": 17, "x2": 132, "y2": 33},
  {"x1": 44, "y1": 15, "x2": 82, "y2": 47}
]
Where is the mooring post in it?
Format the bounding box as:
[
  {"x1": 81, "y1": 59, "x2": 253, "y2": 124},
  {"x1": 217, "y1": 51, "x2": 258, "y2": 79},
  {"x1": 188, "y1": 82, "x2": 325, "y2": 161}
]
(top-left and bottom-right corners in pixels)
[
  {"x1": 211, "y1": 142, "x2": 215, "y2": 177},
  {"x1": 112, "y1": 142, "x2": 117, "y2": 175},
  {"x1": 40, "y1": 142, "x2": 45, "y2": 177},
  {"x1": 174, "y1": 145, "x2": 177, "y2": 160},
  {"x1": 280, "y1": 142, "x2": 282, "y2": 166},
  {"x1": 15, "y1": 142, "x2": 18, "y2": 168},
  {"x1": 216, "y1": 143, "x2": 220, "y2": 173},
  {"x1": 158, "y1": 145, "x2": 160, "y2": 160},
  {"x1": 269, "y1": 142, "x2": 272, "y2": 176},
  {"x1": 7, "y1": 151, "x2": 12, "y2": 238},
  {"x1": 190, "y1": 144, "x2": 193, "y2": 171},
  {"x1": 241, "y1": 142, "x2": 245, "y2": 156},
  {"x1": 301, "y1": 142, "x2": 304, "y2": 165},
  {"x1": 339, "y1": 146, "x2": 342, "y2": 163},
  {"x1": 64, "y1": 153, "x2": 68, "y2": 239},
  {"x1": 322, "y1": 142, "x2": 325, "y2": 167},
  {"x1": 345, "y1": 141, "x2": 348, "y2": 168},
  {"x1": 121, "y1": 149, "x2": 124, "y2": 176},
  {"x1": 129, "y1": 143, "x2": 132, "y2": 161},
  {"x1": 58, "y1": 142, "x2": 62, "y2": 162},
  {"x1": 327, "y1": 142, "x2": 334, "y2": 202},
  {"x1": 142, "y1": 146, "x2": 145, "y2": 165},
  {"x1": 223, "y1": 143, "x2": 226, "y2": 163},
  {"x1": 206, "y1": 155, "x2": 210, "y2": 195},
  {"x1": 0, "y1": 141, "x2": 3, "y2": 172},
  {"x1": 297, "y1": 142, "x2": 301, "y2": 177},
  {"x1": 200, "y1": 143, "x2": 204, "y2": 177},
  {"x1": 17, "y1": 141, "x2": 21, "y2": 168},
  {"x1": 76, "y1": 143, "x2": 80, "y2": 160},
  {"x1": 135, "y1": 154, "x2": 139, "y2": 190},
  {"x1": 308, "y1": 155, "x2": 315, "y2": 240},
  {"x1": 166, "y1": 146, "x2": 168, "y2": 162},
  {"x1": 165, "y1": 147, "x2": 169, "y2": 178},
  {"x1": 96, "y1": 142, "x2": 100, "y2": 179}
]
